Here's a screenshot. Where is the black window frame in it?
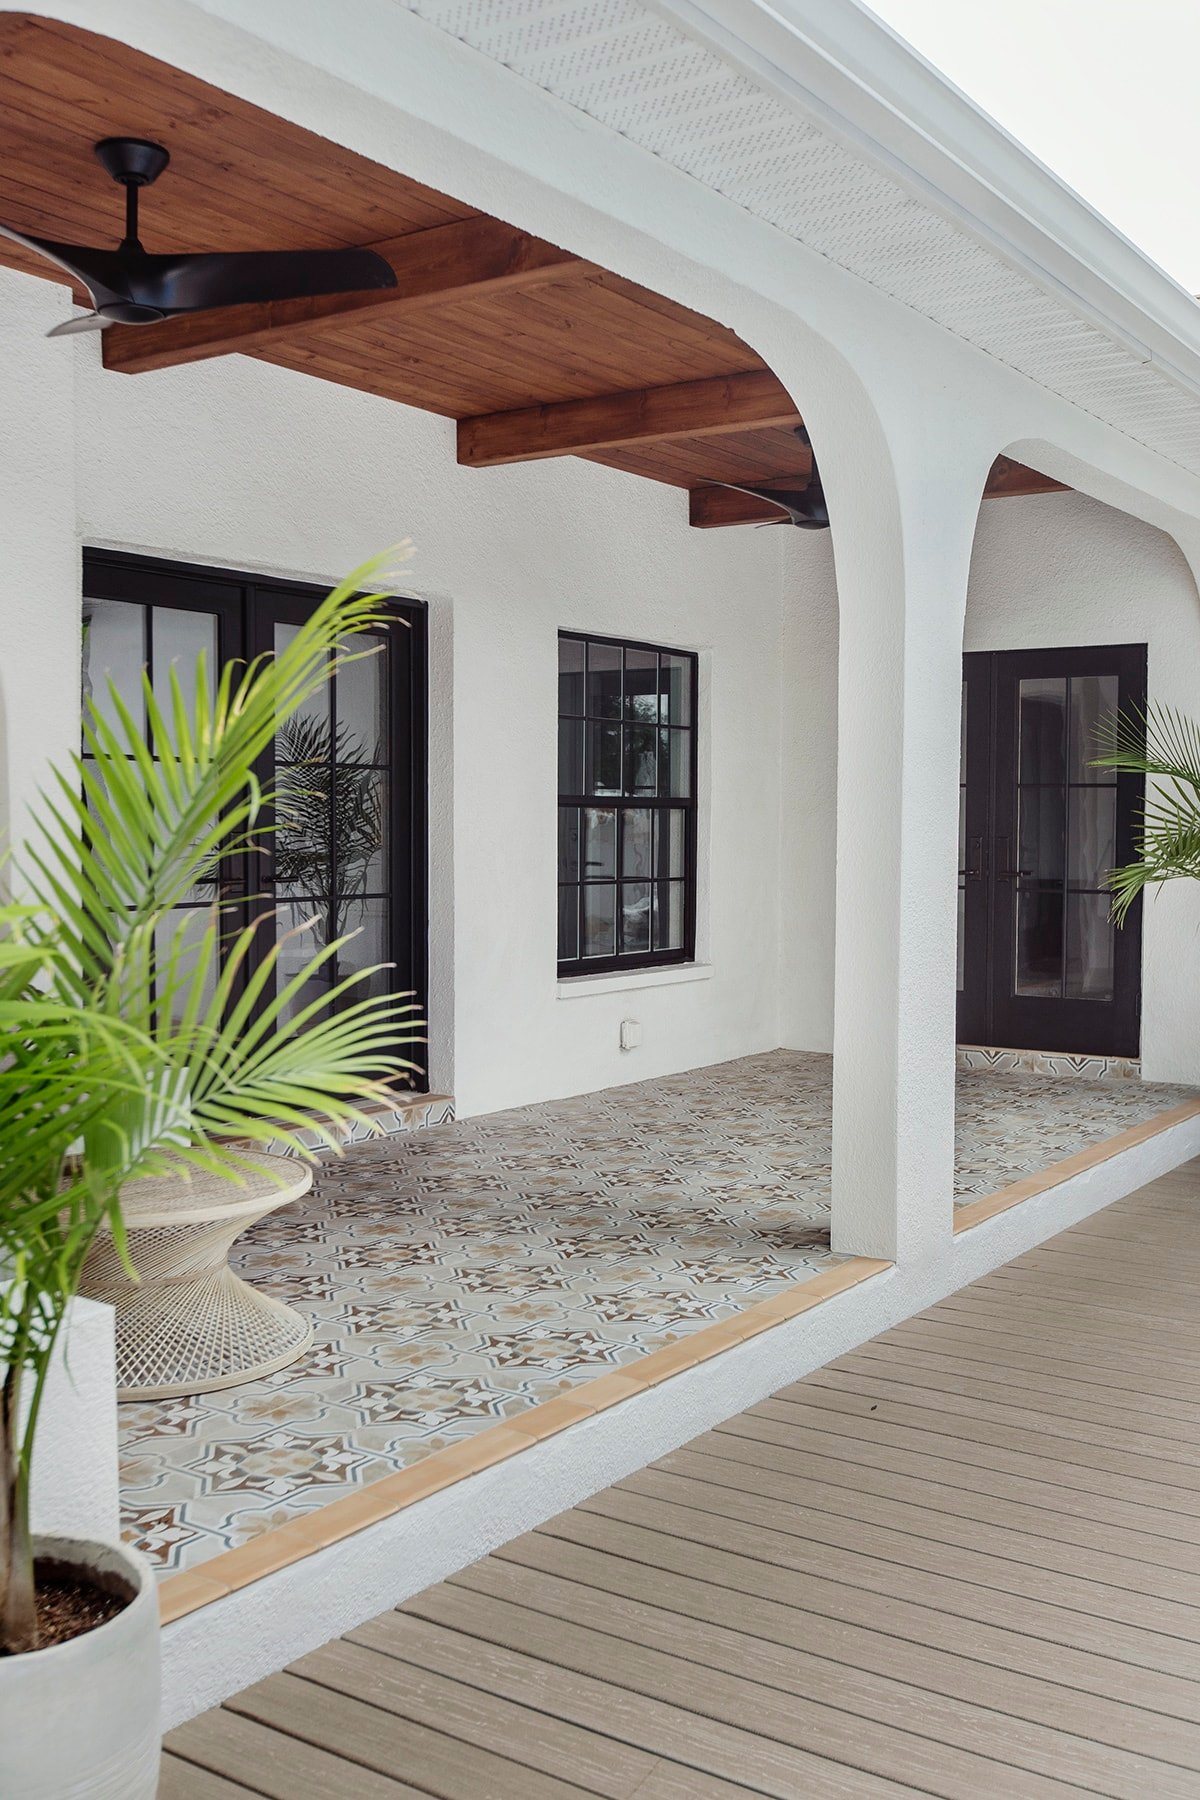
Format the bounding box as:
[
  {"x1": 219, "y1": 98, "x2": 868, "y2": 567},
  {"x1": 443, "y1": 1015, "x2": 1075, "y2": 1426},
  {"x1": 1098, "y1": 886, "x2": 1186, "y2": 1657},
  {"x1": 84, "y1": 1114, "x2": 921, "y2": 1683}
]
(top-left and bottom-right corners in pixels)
[
  {"x1": 557, "y1": 628, "x2": 699, "y2": 979},
  {"x1": 81, "y1": 547, "x2": 429, "y2": 1091}
]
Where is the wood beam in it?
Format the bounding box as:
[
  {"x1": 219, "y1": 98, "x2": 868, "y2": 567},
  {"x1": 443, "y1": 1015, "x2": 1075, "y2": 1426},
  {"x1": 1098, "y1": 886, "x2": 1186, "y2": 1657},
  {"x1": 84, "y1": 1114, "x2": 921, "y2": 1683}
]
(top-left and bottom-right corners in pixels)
[
  {"x1": 689, "y1": 458, "x2": 1068, "y2": 527},
  {"x1": 689, "y1": 485, "x2": 795, "y2": 528},
  {"x1": 692, "y1": 486, "x2": 800, "y2": 528},
  {"x1": 103, "y1": 216, "x2": 589, "y2": 376},
  {"x1": 984, "y1": 455, "x2": 1069, "y2": 499},
  {"x1": 457, "y1": 370, "x2": 801, "y2": 468}
]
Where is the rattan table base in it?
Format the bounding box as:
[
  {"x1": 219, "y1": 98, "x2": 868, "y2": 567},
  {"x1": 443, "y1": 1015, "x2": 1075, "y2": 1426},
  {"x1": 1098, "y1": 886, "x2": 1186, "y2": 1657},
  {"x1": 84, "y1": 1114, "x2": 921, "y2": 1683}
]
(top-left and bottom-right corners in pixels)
[{"x1": 81, "y1": 1154, "x2": 314, "y2": 1400}]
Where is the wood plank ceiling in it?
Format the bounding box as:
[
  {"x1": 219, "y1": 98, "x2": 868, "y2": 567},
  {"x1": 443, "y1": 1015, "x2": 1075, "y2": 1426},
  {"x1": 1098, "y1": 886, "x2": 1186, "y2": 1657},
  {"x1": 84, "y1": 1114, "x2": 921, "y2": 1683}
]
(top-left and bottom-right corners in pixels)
[{"x1": 0, "y1": 14, "x2": 1065, "y2": 526}]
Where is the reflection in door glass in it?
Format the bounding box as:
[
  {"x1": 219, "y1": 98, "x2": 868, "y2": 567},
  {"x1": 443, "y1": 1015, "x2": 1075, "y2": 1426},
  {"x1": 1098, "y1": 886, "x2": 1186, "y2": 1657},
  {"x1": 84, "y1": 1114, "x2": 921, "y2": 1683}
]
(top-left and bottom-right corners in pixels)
[
  {"x1": 82, "y1": 598, "x2": 145, "y2": 738},
  {"x1": 1066, "y1": 893, "x2": 1115, "y2": 1000},
  {"x1": 1018, "y1": 677, "x2": 1066, "y2": 784},
  {"x1": 1014, "y1": 674, "x2": 1116, "y2": 1003},
  {"x1": 152, "y1": 608, "x2": 218, "y2": 742},
  {"x1": 957, "y1": 680, "x2": 967, "y2": 992},
  {"x1": 272, "y1": 621, "x2": 391, "y2": 1016},
  {"x1": 1015, "y1": 887, "x2": 1064, "y2": 997},
  {"x1": 1068, "y1": 675, "x2": 1118, "y2": 779}
]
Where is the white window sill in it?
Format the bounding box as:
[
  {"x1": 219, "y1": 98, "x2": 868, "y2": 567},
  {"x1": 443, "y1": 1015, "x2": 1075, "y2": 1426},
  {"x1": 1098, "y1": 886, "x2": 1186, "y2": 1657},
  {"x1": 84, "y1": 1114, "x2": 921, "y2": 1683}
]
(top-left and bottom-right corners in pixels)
[{"x1": 557, "y1": 963, "x2": 714, "y2": 1000}]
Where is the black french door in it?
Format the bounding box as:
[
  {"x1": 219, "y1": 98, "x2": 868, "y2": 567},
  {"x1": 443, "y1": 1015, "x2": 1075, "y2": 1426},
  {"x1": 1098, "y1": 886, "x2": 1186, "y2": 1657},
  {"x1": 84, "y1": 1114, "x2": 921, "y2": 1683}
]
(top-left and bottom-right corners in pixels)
[
  {"x1": 82, "y1": 549, "x2": 428, "y2": 1087},
  {"x1": 957, "y1": 645, "x2": 1145, "y2": 1057}
]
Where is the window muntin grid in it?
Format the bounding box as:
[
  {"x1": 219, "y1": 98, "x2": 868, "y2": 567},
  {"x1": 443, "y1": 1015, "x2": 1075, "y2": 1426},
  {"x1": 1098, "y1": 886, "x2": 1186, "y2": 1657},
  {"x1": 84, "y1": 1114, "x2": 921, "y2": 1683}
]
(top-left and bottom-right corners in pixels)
[{"x1": 557, "y1": 632, "x2": 697, "y2": 975}]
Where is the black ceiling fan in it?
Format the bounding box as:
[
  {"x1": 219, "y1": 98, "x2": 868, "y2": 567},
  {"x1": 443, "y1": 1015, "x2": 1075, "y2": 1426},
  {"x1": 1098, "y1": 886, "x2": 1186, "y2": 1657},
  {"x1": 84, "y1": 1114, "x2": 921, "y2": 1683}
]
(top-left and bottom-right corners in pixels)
[
  {"x1": 0, "y1": 138, "x2": 397, "y2": 338},
  {"x1": 717, "y1": 424, "x2": 830, "y2": 529}
]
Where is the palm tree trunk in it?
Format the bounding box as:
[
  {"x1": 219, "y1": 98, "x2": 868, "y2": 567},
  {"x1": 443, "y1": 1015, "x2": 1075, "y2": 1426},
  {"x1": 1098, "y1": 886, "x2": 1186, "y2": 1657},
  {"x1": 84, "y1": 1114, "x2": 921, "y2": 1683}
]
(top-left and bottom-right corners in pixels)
[{"x1": 0, "y1": 1359, "x2": 38, "y2": 1653}]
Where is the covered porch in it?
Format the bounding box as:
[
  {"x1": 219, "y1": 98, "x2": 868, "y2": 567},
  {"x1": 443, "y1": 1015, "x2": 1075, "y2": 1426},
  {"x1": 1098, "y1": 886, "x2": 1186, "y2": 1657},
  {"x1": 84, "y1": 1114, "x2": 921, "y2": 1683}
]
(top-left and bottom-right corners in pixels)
[
  {"x1": 5, "y1": 0, "x2": 1200, "y2": 1759},
  {"x1": 127, "y1": 1051, "x2": 1200, "y2": 1586}
]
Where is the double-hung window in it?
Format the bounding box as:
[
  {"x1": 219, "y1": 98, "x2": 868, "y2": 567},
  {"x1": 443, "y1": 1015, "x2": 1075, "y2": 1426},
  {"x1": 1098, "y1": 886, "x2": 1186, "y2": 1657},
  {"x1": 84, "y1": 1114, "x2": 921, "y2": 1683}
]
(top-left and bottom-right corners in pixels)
[{"x1": 557, "y1": 631, "x2": 697, "y2": 976}]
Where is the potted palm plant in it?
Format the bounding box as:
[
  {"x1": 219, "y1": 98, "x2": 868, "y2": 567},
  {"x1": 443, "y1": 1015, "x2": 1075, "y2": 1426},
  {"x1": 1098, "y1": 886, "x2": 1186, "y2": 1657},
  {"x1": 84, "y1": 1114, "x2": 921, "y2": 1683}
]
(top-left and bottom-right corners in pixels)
[{"x1": 0, "y1": 558, "x2": 422, "y2": 1799}]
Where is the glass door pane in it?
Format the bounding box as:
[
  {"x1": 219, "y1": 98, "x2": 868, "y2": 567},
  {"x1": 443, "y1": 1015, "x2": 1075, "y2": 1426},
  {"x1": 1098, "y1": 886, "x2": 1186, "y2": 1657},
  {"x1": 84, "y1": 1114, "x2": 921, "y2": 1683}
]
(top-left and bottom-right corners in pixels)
[
  {"x1": 1013, "y1": 673, "x2": 1117, "y2": 1004},
  {"x1": 982, "y1": 645, "x2": 1144, "y2": 1057},
  {"x1": 267, "y1": 615, "x2": 392, "y2": 1022}
]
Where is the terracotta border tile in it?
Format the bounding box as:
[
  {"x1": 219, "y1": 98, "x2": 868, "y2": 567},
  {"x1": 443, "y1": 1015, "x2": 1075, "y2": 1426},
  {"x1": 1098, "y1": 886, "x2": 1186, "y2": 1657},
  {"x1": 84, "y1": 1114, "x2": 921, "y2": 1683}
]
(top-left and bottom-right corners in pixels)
[
  {"x1": 157, "y1": 1570, "x2": 231, "y2": 1624},
  {"x1": 953, "y1": 1098, "x2": 1200, "y2": 1235}
]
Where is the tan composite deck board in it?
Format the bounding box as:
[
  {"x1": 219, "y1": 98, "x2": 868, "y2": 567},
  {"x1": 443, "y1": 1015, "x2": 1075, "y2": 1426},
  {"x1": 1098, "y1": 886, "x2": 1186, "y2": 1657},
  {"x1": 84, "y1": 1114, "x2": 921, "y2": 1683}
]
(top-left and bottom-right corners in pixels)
[
  {"x1": 284, "y1": 1636, "x2": 661, "y2": 1799},
  {"x1": 538, "y1": 1506, "x2": 1200, "y2": 1723},
  {"x1": 167, "y1": 1161, "x2": 1200, "y2": 1797},
  {"x1": 796, "y1": 1365, "x2": 1200, "y2": 1472},
  {"x1": 226, "y1": 1669, "x2": 598, "y2": 1800},
  {"x1": 993, "y1": 1252, "x2": 1200, "y2": 1296},
  {"x1": 992, "y1": 1229, "x2": 1200, "y2": 1274},
  {"x1": 925, "y1": 1290, "x2": 1200, "y2": 1354},
  {"x1": 656, "y1": 1442, "x2": 1200, "y2": 1600},
  {"x1": 604, "y1": 1468, "x2": 1200, "y2": 1663},
  {"x1": 349, "y1": 1609, "x2": 912, "y2": 1798},
  {"x1": 1059, "y1": 1211, "x2": 1200, "y2": 1249},
  {"x1": 753, "y1": 1392, "x2": 1200, "y2": 1512},
  {"x1": 880, "y1": 1313, "x2": 1200, "y2": 1400},
  {"x1": 390, "y1": 1584, "x2": 1083, "y2": 1800},
  {"x1": 495, "y1": 1525, "x2": 1200, "y2": 1768},
  {"x1": 164, "y1": 1705, "x2": 426, "y2": 1798},
  {"x1": 1011, "y1": 1237, "x2": 1200, "y2": 1279},
  {"x1": 452, "y1": 1549, "x2": 1194, "y2": 1798},
  {"x1": 157, "y1": 1762, "x2": 260, "y2": 1800},
  {"x1": 712, "y1": 1409, "x2": 1200, "y2": 1548},
  {"x1": 843, "y1": 1339, "x2": 1200, "y2": 1429},
  {"x1": 687, "y1": 1427, "x2": 1200, "y2": 1575},
  {"x1": 972, "y1": 1266, "x2": 1200, "y2": 1319}
]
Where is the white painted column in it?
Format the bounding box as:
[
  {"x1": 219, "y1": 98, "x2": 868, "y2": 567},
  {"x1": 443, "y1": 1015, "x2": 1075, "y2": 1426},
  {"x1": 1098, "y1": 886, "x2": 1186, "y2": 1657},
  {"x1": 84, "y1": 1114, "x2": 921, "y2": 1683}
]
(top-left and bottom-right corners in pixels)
[
  {"x1": 29, "y1": 1300, "x2": 121, "y2": 1544},
  {"x1": 817, "y1": 391, "x2": 998, "y2": 1262}
]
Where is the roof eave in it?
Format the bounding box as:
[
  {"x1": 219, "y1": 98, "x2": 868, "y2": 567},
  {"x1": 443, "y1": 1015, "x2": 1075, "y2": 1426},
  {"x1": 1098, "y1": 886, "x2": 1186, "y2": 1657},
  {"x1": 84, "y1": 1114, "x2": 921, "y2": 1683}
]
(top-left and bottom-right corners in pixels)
[{"x1": 652, "y1": 0, "x2": 1200, "y2": 402}]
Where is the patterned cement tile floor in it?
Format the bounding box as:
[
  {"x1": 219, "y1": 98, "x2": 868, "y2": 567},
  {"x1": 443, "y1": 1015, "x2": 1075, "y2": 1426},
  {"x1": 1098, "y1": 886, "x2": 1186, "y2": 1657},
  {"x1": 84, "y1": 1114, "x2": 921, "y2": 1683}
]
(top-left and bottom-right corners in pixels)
[{"x1": 120, "y1": 1049, "x2": 1196, "y2": 1577}]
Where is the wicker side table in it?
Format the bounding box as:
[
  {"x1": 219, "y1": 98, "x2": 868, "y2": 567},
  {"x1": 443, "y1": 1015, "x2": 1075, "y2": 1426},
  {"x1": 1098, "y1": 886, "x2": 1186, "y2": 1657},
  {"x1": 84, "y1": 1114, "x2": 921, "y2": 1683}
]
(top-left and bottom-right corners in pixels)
[{"x1": 80, "y1": 1153, "x2": 314, "y2": 1401}]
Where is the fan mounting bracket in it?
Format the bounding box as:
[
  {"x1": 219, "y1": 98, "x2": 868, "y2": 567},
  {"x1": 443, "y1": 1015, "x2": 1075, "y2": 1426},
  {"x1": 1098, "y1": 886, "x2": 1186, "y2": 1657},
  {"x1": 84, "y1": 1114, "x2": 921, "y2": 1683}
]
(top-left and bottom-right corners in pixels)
[{"x1": 94, "y1": 138, "x2": 170, "y2": 188}]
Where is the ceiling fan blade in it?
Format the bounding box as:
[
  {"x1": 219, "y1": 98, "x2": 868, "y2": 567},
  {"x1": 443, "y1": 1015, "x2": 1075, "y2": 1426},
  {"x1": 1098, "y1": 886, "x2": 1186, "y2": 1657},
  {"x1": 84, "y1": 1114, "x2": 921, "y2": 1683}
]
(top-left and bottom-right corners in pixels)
[
  {"x1": 718, "y1": 475, "x2": 830, "y2": 530},
  {"x1": 129, "y1": 246, "x2": 397, "y2": 316},
  {"x1": 46, "y1": 312, "x2": 110, "y2": 337},
  {"x1": 0, "y1": 222, "x2": 130, "y2": 310}
]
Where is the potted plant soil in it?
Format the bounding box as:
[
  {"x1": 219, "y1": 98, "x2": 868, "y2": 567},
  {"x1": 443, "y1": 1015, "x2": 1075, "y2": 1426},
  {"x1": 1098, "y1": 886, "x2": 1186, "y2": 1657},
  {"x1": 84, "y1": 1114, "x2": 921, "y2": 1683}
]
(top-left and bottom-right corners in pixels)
[{"x1": 0, "y1": 558, "x2": 421, "y2": 1797}]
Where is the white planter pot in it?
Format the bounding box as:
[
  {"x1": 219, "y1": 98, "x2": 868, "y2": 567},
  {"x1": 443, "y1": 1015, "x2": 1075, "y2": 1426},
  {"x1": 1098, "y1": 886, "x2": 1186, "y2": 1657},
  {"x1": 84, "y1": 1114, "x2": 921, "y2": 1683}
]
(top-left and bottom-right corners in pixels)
[{"x1": 0, "y1": 1535, "x2": 160, "y2": 1799}]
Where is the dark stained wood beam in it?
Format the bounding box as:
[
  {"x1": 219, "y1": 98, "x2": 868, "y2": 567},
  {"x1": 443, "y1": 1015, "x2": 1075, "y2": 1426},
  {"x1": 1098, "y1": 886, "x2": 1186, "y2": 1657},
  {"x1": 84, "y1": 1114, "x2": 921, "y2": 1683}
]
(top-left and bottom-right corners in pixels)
[
  {"x1": 984, "y1": 454, "x2": 1069, "y2": 499},
  {"x1": 457, "y1": 371, "x2": 801, "y2": 467},
  {"x1": 689, "y1": 457, "x2": 1068, "y2": 527},
  {"x1": 103, "y1": 216, "x2": 590, "y2": 376},
  {"x1": 689, "y1": 485, "x2": 794, "y2": 528}
]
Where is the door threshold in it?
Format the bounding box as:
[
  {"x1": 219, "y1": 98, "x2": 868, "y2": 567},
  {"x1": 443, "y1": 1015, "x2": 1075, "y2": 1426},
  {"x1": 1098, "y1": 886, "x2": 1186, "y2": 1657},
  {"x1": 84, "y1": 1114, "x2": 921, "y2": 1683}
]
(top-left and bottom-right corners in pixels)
[{"x1": 957, "y1": 1045, "x2": 1140, "y2": 1082}]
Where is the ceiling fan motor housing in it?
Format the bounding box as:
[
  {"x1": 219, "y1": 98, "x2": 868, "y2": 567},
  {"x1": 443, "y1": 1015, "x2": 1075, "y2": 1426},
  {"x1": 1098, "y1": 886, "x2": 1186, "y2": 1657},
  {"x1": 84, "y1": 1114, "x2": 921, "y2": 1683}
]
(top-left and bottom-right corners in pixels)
[{"x1": 94, "y1": 138, "x2": 170, "y2": 188}]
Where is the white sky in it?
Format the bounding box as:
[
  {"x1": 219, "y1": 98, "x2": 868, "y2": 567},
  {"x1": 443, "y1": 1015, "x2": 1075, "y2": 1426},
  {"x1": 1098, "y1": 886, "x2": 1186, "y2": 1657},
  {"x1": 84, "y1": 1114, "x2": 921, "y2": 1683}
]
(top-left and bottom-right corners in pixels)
[{"x1": 865, "y1": 0, "x2": 1200, "y2": 291}]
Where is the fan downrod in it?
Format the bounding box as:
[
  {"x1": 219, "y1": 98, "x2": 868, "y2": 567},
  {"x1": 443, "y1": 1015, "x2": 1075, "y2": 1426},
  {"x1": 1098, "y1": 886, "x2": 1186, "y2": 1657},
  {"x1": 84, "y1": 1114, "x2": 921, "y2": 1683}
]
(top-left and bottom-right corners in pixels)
[{"x1": 93, "y1": 138, "x2": 170, "y2": 188}]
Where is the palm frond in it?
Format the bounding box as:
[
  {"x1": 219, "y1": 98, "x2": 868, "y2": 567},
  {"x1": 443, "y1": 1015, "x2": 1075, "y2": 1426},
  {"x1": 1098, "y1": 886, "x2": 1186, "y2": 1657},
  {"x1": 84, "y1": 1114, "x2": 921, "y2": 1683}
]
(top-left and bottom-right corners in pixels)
[{"x1": 1094, "y1": 701, "x2": 1200, "y2": 922}]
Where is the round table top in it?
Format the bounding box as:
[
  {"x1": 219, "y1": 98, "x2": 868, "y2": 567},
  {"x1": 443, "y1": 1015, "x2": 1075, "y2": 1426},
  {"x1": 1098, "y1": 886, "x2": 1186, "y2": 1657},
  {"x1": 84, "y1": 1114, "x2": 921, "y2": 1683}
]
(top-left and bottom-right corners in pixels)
[{"x1": 115, "y1": 1151, "x2": 313, "y2": 1228}]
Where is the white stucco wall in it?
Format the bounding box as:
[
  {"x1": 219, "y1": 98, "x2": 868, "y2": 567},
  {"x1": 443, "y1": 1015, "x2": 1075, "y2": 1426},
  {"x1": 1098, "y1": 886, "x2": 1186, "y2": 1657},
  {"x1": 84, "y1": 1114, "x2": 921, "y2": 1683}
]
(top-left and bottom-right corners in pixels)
[
  {"x1": 0, "y1": 266, "x2": 787, "y2": 1117},
  {"x1": 0, "y1": 268, "x2": 79, "y2": 860},
  {"x1": 778, "y1": 487, "x2": 1200, "y2": 1084}
]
